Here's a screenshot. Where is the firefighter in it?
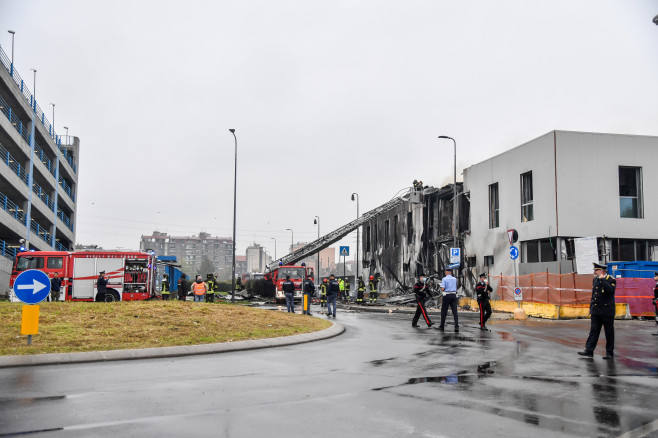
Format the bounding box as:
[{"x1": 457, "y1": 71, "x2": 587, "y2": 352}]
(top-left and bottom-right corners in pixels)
[
  {"x1": 282, "y1": 275, "x2": 295, "y2": 313},
  {"x1": 161, "y1": 274, "x2": 170, "y2": 300},
  {"x1": 338, "y1": 277, "x2": 345, "y2": 301},
  {"x1": 236, "y1": 277, "x2": 243, "y2": 295},
  {"x1": 653, "y1": 272, "x2": 658, "y2": 336},
  {"x1": 475, "y1": 273, "x2": 493, "y2": 330},
  {"x1": 368, "y1": 275, "x2": 379, "y2": 304},
  {"x1": 356, "y1": 276, "x2": 365, "y2": 305},
  {"x1": 320, "y1": 278, "x2": 328, "y2": 307},
  {"x1": 344, "y1": 277, "x2": 351, "y2": 303},
  {"x1": 192, "y1": 275, "x2": 207, "y2": 302},
  {"x1": 412, "y1": 273, "x2": 433, "y2": 328},
  {"x1": 206, "y1": 274, "x2": 217, "y2": 303}
]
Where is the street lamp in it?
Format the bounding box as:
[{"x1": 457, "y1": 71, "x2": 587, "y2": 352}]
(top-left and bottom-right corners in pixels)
[
  {"x1": 286, "y1": 228, "x2": 294, "y2": 253},
  {"x1": 351, "y1": 193, "x2": 360, "y2": 280},
  {"x1": 30, "y1": 69, "x2": 36, "y2": 110},
  {"x1": 49, "y1": 103, "x2": 55, "y2": 137},
  {"x1": 438, "y1": 136, "x2": 458, "y2": 248},
  {"x1": 63, "y1": 126, "x2": 69, "y2": 144},
  {"x1": 229, "y1": 128, "x2": 237, "y2": 302},
  {"x1": 314, "y1": 216, "x2": 320, "y2": 279},
  {"x1": 654, "y1": 14, "x2": 658, "y2": 25},
  {"x1": 270, "y1": 237, "x2": 277, "y2": 260},
  {"x1": 7, "y1": 30, "x2": 15, "y2": 77}
]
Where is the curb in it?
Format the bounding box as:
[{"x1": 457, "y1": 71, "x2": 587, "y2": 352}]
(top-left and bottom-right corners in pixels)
[{"x1": 0, "y1": 321, "x2": 345, "y2": 369}]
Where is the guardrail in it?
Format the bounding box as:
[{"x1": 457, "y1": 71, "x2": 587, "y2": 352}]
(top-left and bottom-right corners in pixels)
[
  {"x1": 30, "y1": 219, "x2": 52, "y2": 244},
  {"x1": 0, "y1": 190, "x2": 26, "y2": 225},
  {"x1": 0, "y1": 141, "x2": 28, "y2": 184},
  {"x1": 55, "y1": 240, "x2": 67, "y2": 252},
  {"x1": 32, "y1": 181, "x2": 55, "y2": 211},
  {"x1": 34, "y1": 141, "x2": 56, "y2": 177},
  {"x1": 59, "y1": 177, "x2": 75, "y2": 202},
  {"x1": 0, "y1": 93, "x2": 31, "y2": 144},
  {"x1": 0, "y1": 239, "x2": 18, "y2": 261},
  {"x1": 57, "y1": 208, "x2": 73, "y2": 231}
]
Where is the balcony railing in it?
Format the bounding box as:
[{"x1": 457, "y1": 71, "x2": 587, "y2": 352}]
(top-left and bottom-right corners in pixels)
[
  {"x1": 33, "y1": 181, "x2": 55, "y2": 211},
  {"x1": 30, "y1": 219, "x2": 52, "y2": 244},
  {"x1": 57, "y1": 208, "x2": 74, "y2": 231},
  {"x1": 55, "y1": 240, "x2": 67, "y2": 252},
  {"x1": 59, "y1": 177, "x2": 75, "y2": 202},
  {"x1": 0, "y1": 141, "x2": 28, "y2": 184},
  {"x1": 0, "y1": 191, "x2": 26, "y2": 225},
  {"x1": 0, "y1": 239, "x2": 19, "y2": 261}
]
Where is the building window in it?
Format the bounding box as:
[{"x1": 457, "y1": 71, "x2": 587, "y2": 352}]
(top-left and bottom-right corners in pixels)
[
  {"x1": 393, "y1": 215, "x2": 399, "y2": 247},
  {"x1": 489, "y1": 183, "x2": 499, "y2": 228},
  {"x1": 384, "y1": 220, "x2": 390, "y2": 249},
  {"x1": 373, "y1": 224, "x2": 378, "y2": 249},
  {"x1": 484, "y1": 255, "x2": 494, "y2": 266},
  {"x1": 619, "y1": 166, "x2": 643, "y2": 218},
  {"x1": 522, "y1": 239, "x2": 557, "y2": 263},
  {"x1": 520, "y1": 171, "x2": 533, "y2": 222},
  {"x1": 407, "y1": 212, "x2": 413, "y2": 242}
]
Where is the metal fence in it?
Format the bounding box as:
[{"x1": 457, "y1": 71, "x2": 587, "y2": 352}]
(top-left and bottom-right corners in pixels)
[
  {"x1": 0, "y1": 190, "x2": 26, "y2": 225},
  {"x1": 0, "y1": 239, "x2": 18, "y2": 261},
  {"x1": 0, "y1": 141, "x2": 29, "y2": 184}
]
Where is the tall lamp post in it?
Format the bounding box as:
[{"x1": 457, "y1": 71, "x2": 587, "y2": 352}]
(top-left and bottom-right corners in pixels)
[
  {"x1": 313, "y1": 216, "x2": 320, "y2": 279},
  {"x1": 63, "y1": 126, "x2": 69, "y2": 144},
  {"x1": 30, "y1": 68, "x2": 36, "y2": 110},
  {"x1": 438, "y1": 136, "x2": 458, "y2": 248},
  {"x1": 49, "y1": 103, "x2": 55, "y2": 137},
  {"x1": 286, "y1": 228, "x2": 294, "y2": 253},
  {"x1": 270, "y1": 237, "x2": 277, "y2": 260},
  {"x1": 7, "y1": 30, "x2": 15, "y2": 77},
  {"x1": 229, "y1": 129, "x2": 237, "y2": 302},
  {"x1": 351, "y1": 193, "x2": 360, "y2": 280}
]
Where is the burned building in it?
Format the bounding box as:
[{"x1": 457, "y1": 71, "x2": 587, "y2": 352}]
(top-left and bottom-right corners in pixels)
[{"x1": 360, "y1": 184, "x2": 469, "y2": 293}]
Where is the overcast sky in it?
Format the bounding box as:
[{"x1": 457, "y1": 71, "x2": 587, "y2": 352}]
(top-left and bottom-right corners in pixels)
[{"x1": 2, "y1": 0, "x2": 657, "y2": 261}]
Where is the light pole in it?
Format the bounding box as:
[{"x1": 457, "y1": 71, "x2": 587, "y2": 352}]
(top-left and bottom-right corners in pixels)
[
  {"x1": 438, "y1": 136, "x2": 458, "y2": 248},
  {"x1": 229, "y1": 128, "x2": 237, "y2": 302},
  {"x1": 286, "y1": 228, "x2": 294, "y2": 253},
  {"x1": 49, "y1": 103, "x2": 55, "y2": 137},
  {"x1": 270, "y1": 237, "x2": 277, "y2": 260},
  {"x1": 7, "y1": 30, "x2": 15, "y2": 77},
  {"x1": 314, "y1": 216, "x2": 320, "y2": 279},
  {"x1": 30, "y1": 69, "x2": 36, "y2": 110},
  {"x1": 63, "y1": 126, "x2": 69, "y2": 144},
  {"x1": 351, "y1": 193, "x2": 360, "y2": 280}
]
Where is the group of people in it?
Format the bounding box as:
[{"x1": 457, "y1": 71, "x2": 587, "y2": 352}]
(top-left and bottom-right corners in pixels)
[
  {"x1": 167, "y1": 273, "x2": 242, "y2": 302},
  {"x1": 285, "y1": 273, "x2": 341, "y2": 317}
]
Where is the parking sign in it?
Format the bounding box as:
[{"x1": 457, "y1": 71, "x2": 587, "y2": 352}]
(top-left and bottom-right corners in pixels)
[{"x1": 450, "y1": 248, "x2": 460, "y2": 264}]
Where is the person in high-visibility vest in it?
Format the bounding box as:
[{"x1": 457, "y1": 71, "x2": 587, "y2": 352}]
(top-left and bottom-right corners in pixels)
[
  {"x1": 206, "y1": 273, "x2": 217, "y2": 303},
  {"x1": 343, "y1": 277, "x2": 351, "y2": 303},
  {"x1": 338, "y1": 278, "x2": 345, "y2": 301},
  {"x1": 161, "y1": 274, "x2": 170, "y2": 300},
  {"x1": 356, "y1": 276, "x2": 365, "y2": 305},
  {"x1": 368, "y1": 275, "x2": 379, "y2": 304},
  {"x1": 320, "y1": 278, "x2": 328, "y2": 307},
  {"x1": 192, "y1": 275, "x2": 207, "y2": 302}
]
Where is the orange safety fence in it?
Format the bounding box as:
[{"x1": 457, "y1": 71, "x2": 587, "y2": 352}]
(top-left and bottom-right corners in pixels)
[{"x1": 489, "y1": 273, "x2": 656, "y2": 316}]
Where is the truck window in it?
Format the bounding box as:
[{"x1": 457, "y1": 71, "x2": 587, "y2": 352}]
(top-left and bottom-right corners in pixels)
[
  {"x1": 279, "y1": 268, "x2": 305, "y2": 279},
  {"x1": 15, "y1": 256, "x2": 45, "y2": 271},
  {"x1": 47, "y1": 257, "x2": 63, "y2": 269}
]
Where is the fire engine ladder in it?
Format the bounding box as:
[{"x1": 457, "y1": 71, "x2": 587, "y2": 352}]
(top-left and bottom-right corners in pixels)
[{"x1": 269, "y1": 191, "x2": 409, "y2": 268}]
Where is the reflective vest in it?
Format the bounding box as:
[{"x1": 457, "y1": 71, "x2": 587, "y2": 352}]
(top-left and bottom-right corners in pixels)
[
  {"x1": 339, "y1": 280, "x2": 345, "y2": 291},
  {"x1": 207, "y1": 280, "x2": 216, "y2": 294},
  {"x1": 369, "y1": 281, "x2": 377, "y2": 293},
  {"x1": 161, "y1": 280, "x2": 169, "y2": 294},
  {"x1": 320, "y1": 283, "x2": 327, "y2": 296},
  {"x1": 192, "y1": 281, "x2": 206, "y2": 295},
  {"x1": 345, "y1": 280, "x2": 351, "y2": 291}
]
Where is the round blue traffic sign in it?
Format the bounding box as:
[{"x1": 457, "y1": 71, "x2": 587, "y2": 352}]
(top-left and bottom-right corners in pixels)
[
  {"x1": 13, "y1": 270, "x2": 51, "y2": 304},
  {"x1": 509, "y1": 246, "x2": 519, "y2": 260}
]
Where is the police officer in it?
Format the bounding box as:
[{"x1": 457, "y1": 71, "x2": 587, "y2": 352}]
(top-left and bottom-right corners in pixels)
[
  {"x1": 438, "y1": 267, "x2": 459, "y2": 332},
  {"x1": 282, "y1": 275, "x2": 295, "y2": 313},
  {"x1": 578, "y1": 263, "x2": 616, "y2": 359},
  {"x1": 206, "y1": 274, "x2": 217, "y2": 303},
  {"x1": 96, "y1": 271, "x2": 108, "y2": 301},
  {"x1": 475, "y1": 273, "x2": 493, "y2": 330},
  {"x1": 344, "y1": 277, "x2": 351, "y2": 303},
  {"x1": 356, "y1": 276, "x2": 366, "y2": 305},
  {"x1": 161, "y1": 274, "x2": 170, "y2": 300},
  {"x1": 327, "y1": 274, "x2": 340, "y2": 318},
  {"x1": 652, "y1": 272, "x2": 658, "y2": 336},
  {"x1": 368, "y1": 275, "x2": 379, "y2": 304},
  {"x1": 412, "y1": 273, "x2": 433, "y2": 328},
  {"x1": 320, "y1": 278, "x2": 328, "y2": 307},
  {"x1": 302, "y1": 276, "x2": 315, "y2": 315}
]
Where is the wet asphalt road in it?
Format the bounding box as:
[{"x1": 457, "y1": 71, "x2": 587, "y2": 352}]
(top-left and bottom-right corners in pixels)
[{"x1": 1, "y1": 308, "x2": 658, "y2": 438}]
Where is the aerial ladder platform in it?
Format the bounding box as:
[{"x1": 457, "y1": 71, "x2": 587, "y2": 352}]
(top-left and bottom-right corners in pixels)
[{"x1": 269, "y1": 189, "x2": 419, "y2": 269}]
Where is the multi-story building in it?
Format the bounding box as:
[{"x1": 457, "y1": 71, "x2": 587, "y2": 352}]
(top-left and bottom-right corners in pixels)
[
  {"x1": 245, "y1": 243, "x2": 271, "y2": 273},
  {"x1": 0, "y1": 44, "x2": 79, "y2": 291},
  {"x1": 139, "y1": 231, "x2": 233, "y2": 275}
]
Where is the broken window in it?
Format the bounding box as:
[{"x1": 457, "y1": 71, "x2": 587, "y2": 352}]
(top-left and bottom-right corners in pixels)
[
  {"x1": 489, "y1": 183, "x2": 499, "y2": 228},
  {"x1": 484, "y1": 255, "x2": 494, "y2": 266},
  {"x1": 384, "y1": 220, "x2": 390, "y2": 249},
  {"x1": 522, "y1": 239, "x2": 557, "y2": 263},
  {"x1": 619, "y1": 166, "x2": 643, "y2": 218},
  {"x1": 393, "y1": 215, "x2": 399, "y2": 247},
  {"x1": 520, "y1": 171, "x2": 533, "y2": 222},
  {"x1": 366, "y1": 225, "x2": 371, "y2": 252},
  {"x1": 407, "y1": 212, "x2": 413, "y2": 242}
]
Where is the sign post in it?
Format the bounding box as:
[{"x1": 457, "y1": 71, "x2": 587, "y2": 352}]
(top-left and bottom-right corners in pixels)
[
  {"x1": 340, "y1": 246, "x2": 349, "y2": 278},
  {"x1": 13, "y1": 269, "x2": 51, "y2": 345},
  {"x1": 509, "y1": 243, "x2": 520, "y2": 308}
]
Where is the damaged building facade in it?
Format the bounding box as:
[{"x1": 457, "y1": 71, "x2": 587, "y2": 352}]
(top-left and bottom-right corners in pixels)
[{"x1": 360, "y1": 130, "x2": 658, "y2": 297}]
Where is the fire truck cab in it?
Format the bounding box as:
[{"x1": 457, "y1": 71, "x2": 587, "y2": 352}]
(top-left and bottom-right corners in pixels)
[
  {"x1": 10, "y1": 251, "x2": 156, "y2": 302},
  {"x1": 266, "y1": 264, "x2": 313, "y2": 304}
]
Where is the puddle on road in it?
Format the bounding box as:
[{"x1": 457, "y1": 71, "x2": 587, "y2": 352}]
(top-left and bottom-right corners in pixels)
[{"x1": 0, "y1": 394, "x2": 66, "y2": 407}]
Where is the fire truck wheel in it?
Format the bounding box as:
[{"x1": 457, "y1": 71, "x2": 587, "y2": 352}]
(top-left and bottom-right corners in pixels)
[{"x1": 103, "y1": 290, "x2": 121, "y2": 302}]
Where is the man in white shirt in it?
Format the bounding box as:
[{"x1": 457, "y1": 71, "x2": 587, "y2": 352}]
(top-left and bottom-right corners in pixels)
[{"x1": 438, "y1": 267, "x2": 459, "y2": 332}]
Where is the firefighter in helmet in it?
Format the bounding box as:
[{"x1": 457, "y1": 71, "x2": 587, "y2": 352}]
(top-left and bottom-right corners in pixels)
[
  {"x1": 161, "y1": 274, "x2": 170, "y2": 300},
  {"x1": 343, "y1": 276, "x2": 351, "y2": 303},
  {"x1": 356, "y1": 276, "x2": 366, "y2": 305},
  {"x1": 320, "y1": 278, "x2": 328, "y2": 307},
  {"x1": 369, "y1": 274, "x2": 379, "y2": 304},
  {"x1": 206, "y1": 273, "x2": 217, "y2": 303}
]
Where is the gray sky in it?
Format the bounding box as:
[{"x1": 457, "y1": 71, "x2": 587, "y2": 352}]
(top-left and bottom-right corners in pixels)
[{"x1": 2, "y1": 0, "x2": 657, "y2": 261}]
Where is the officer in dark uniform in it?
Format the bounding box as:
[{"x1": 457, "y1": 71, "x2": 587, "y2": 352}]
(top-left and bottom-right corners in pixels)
[
  {"x1": 356, "y1": 276, "x2": 366, "y2": 305},
  {"x1": 652, "y1": 272, "x2": 658, "y2": 336},
  {"x1": 302, "y1": 276, "x2": 315, "y2": 315},
  {"x1": 412, "y1": 273, "x2": 433, "y2": 328},
  {"x1": 578, "y1": 263, "x2": 616, "y2": 359},
  {"x1": 96, "y1": 271, "x2": 108, "y2": 301},
  {"x1": 475, "y1": 273, "x2": 493, "y2": 330},
  {"x1": 282, "y1": 275, "x2": 295, "y2": 313}
]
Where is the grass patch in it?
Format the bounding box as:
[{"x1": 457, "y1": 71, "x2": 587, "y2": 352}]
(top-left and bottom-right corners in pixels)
[{"x1": 0, "y1": 301, "x2": 331, "y2": 356}]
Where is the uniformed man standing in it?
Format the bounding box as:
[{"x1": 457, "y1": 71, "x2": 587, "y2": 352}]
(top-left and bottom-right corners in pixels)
[
  {"x1": 326, "y1": 274, "x2": 340, "y2": 318},
  {"x1": 475, "y1": 273, "x2": 493, "y2": 330},
  {"x1": 96, "y1": 271, "x2": 108, "y2": 301},
  {"x1": 578, "y1": 263, "x2": 616, "y2": 359},
  {"x1": 438, "y1": 267, "x2": 459, "y2": 332},
  {"x1": 282, "y1": 275, "x2": 295, "y2": 313},
  {"x1": 161, "y1": 274, "x2": 170, "y2": 300},
  {"x1": 50, "y1": 272, "x2": 62, "y2": 302},
  {"x1": 356, "y1": 276, "x2": 366, "y2": 305},
  {"x1": 652, "y1": 272, "x2": 658, "y2": 336},
  {"x1": 320, "y1": 278, "x2": 328, "y2": 308},
  {"x1": 302, "y1": 276, "x2": 315, "y2": 315},
  {"x1": 412, "y1": 273, "x2": 433, "y2": 328},
  {"x1": 344, "y1": 277, "x2": 351, "y2": 303},
  {"x1": 206, "y1": 274, "x2": 216, "y2": 303},
  {"x1": 368, "y1": 275, "x2": 378, "y2": 304}
]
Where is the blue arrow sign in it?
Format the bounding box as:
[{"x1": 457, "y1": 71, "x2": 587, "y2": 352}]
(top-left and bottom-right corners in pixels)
[
  {"x1": 14, "y1": 269, "x2": 51, "y2": 304},
  {"x1": 339, "y1": 246, "x2": 349, "y2": 256},
  {"x1": 510, "y1": 246, "x2": 519, "y2": 260}
]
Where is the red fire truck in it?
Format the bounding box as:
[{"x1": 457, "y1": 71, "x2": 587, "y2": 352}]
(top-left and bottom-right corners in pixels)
[
  {"x1": 265, "y1": 264, "x2": 314, "y2": 304},
  {"x1": 9, "y1": 250, "x2": 157, "y2": 302}
]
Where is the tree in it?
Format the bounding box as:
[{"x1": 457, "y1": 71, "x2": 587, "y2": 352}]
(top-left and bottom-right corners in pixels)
[{"x1": 199, "y1": 257, "x2": 216, "y2": 276}]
